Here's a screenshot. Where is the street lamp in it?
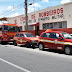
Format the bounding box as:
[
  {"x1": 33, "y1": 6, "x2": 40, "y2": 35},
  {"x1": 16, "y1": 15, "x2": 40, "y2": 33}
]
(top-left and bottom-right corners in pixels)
[{"x1": 29, "y1": 3, "x2": 35, "y2": 11}]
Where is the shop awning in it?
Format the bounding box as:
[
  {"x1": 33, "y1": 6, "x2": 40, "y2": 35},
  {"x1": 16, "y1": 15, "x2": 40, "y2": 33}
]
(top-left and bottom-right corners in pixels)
[{"x1": 31, "y1": 22, "x2": 39, "y2": 26}]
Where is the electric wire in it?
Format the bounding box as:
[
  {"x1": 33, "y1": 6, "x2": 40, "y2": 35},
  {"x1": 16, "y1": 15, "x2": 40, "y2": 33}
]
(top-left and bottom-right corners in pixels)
[{"x1": 0, "y1": 0, "x2": 61, "y2": 18}]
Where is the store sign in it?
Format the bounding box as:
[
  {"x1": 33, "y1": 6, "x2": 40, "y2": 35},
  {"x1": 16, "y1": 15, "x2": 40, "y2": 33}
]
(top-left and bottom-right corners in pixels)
[
  {"x1": 20, "y1": 14, "x2": 37, "y2": 24},
  {"x1": 39, "y1": 8, "x2": 63, "y2": 17},
  {"x1": 52, "y1": 14, "x2": 64, "y2": 19},
  {"x1": 19, "y1": 7, "x2": 64, "y2": 24},
  {"x1": 38, "y1": 8, "x2": 64, "y2": 22}
]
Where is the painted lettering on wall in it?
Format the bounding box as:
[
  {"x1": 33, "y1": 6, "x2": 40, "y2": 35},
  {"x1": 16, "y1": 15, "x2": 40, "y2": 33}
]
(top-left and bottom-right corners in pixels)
[
  {"x1": 38, "y1": 8, "x2": 64, "y2": 22},
  {"x1": 14, "y1": 19, "x2": 17, "y2": 24},
  {"x1": 38, "y1": 17, "x2": 50, "y2": 21},
  {"x1": 20, "y1": 16, "x2": 28, "y2": 21},
  {"x1": 39, "y1": 8, "x2": 63, "y2": 17},
  {"x1": 19, "y1": 7, "x2": 64, "y2": 24},
  {"x1": 52, "y1": 14, "x2": 64, "y2": 19},
  {"x1": 31, "y1": 14, "x2": 36, "y2": 19},
  {"x1": 20, "y1": 14, "x2": 36, "y2": 24}
]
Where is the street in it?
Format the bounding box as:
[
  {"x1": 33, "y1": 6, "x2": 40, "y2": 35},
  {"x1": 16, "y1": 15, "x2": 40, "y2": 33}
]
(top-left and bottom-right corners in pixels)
[{"x1": 0, "y1": 43, "x2": 72, "y2": 72}]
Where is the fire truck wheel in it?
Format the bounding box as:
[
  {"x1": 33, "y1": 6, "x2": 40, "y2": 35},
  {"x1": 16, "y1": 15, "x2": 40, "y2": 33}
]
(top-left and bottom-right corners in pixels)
[
  {"x1": 64, "y1": 46, "x2": 72, "y2": 55},
  {"x1": 26, "y1": 42, "x2": 31, "y2": 48},
  {"x1": 39, "y1": 43, "x2": 44, "y2": 50},
  {"x1": 13, "y1": 40, "x2": 17, "y2": 46}
]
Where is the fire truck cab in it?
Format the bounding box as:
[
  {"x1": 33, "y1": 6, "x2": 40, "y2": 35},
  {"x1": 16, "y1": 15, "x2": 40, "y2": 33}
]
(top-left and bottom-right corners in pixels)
[{"x1": 0, "y1": 23, "x2": 19, "y2": 44}]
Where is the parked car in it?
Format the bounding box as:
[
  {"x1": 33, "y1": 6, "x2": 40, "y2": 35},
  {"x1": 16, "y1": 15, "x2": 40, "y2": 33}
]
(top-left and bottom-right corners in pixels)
[
  {"x1": 38, "y1": 31, "x2": 72, "y2": 55},
  {"x1": 13, "y1": 32, "x2": 38, "y2": 48}
]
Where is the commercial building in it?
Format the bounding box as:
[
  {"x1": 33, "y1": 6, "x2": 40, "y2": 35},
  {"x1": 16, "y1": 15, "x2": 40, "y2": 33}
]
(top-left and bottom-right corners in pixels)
[{"x1": 7, "y1": 2, "x2": 72, "y2": 35}]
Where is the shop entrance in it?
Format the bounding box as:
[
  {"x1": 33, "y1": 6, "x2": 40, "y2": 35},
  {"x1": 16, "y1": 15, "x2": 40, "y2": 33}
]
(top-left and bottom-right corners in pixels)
[
  {"x1": 35, "y1": 26, "x2": 39, "y2": 35},
  {"x1": 31, "y1": 22, "x2": 39, "y2": 36}
]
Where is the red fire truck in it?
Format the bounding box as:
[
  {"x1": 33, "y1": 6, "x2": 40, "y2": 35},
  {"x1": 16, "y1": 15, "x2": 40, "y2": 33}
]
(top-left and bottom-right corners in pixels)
[{"x1": 0, "y1": 23, "x2": 19, "y2": 44}]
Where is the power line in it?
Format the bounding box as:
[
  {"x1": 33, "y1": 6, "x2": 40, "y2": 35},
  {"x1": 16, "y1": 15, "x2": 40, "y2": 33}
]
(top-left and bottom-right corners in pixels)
[
  {"x1": 0, "y1": 0, "x2": 61, "y2": 18},
  {"x1": 0, "y1": 0, "x2": 42, "y2": 17},
  {"x1": 0, "y1": 2, "x2": 24, "y2": 17}
]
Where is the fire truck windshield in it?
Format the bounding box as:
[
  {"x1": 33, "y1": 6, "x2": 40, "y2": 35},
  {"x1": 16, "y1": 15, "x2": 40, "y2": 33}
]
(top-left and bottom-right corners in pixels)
[{"x1": 4, "y1": 26, "x2": 18, "y2": 32}]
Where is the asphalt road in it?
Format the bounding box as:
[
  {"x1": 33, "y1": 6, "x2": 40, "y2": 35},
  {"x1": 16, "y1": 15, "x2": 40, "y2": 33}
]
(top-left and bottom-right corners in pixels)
[{"x1": 0, "y1": 43, "x2": 72, "y2": 72}]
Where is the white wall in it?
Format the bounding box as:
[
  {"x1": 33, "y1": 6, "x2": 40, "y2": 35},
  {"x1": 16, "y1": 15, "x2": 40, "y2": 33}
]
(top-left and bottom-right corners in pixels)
[{"x1": 8, "y1": 2, "x2": 72, "y2": 30}]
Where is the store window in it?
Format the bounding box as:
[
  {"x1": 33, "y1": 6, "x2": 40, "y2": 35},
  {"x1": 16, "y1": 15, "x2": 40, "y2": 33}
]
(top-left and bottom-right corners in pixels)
[
  {"x1": 47, "y1": 24, "x2": 49, "y2": 29},
  {"x1": 28, "y1": 26, "x2": 34, "y2": 30},
  {"x1": 25, "y1": 25, "x2": 34, "y2": 31},
  {"x1": 63, "y1": 21, "x2": 67, "y2": 28},
  {"x1": 43, "y1": 21, "x2": 67, "y2": 30},
  {"x1": 50, "y1": 23, "x2": 53, "y2": 29},
  {"x1": 43, "y1": 24, "x2": 46, "y2": 30},
  {"x1": 59, "y1": 22, "x2": 62, "y2": 28},
  {"x1": 54, "y1": 22, "x2": 58, "y2": 28}
]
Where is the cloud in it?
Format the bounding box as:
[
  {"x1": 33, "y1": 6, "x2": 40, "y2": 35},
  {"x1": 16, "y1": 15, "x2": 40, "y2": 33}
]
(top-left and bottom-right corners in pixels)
[
  {"x1": 13, "y1": 13, "x2": 19, "y2": 16},
  {"x1": 5, "y1": 13, "x2": 19, "y2": 17},
  {"x1": 25, "y1": 3, "x2": 41, "y2": 13},
  {"x1": 0, "y1": 8, "x2": 3, "y2": 14},
  {"x1": 0, "y1": 6, "x2": 8, "y2": 18},
  {"x1": 23, "y1": 7, "x2": 34, "y2": 13},
  {"x1": 61, "y1": 0, "x2": 71, "y2": 4},
  {"x1": 11, "y1": 13, "x2": 19, "y2": 17},
  {"x1": 32, "y1": 3, "x2": 41, "y2": 7},
  {"x1": 8, "y1": 6, "x2": 16, "y2": 11},
  {"x1": 8, "y1": 6, "x2": 13, "y2": 11},
  {"x1": 42, "y1": 0, "x2": 49, "y2": 2},
  {"x1": 0, "y1": 21, "x2": 2, "y2": 24},
  {"x1": 28, "y1": 7, "x2": 35, "y2": 13}
]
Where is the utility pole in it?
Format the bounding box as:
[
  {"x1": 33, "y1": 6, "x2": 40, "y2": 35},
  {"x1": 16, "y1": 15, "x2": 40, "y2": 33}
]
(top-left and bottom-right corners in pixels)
[{"x1": 25, "y1": 0, "x2": 28, "y2": 31}]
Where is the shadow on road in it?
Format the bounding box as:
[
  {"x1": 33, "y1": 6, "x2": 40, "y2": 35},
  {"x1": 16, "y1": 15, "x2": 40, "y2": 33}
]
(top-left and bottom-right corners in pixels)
[
  {"x1": 0, "y1": 42, "x2": 14, "y2": 46},
  {"x1": 20, "y1": 45, "x2": 38, "y2": 49},
  {"x1": 43, "y1": 48, "x2": 65, "y2": 54},
  {"x1": 43, "y1": 48, "x2": 72, "y2": 56},
  {"x1": 1, "y1": 42, "x2": 72, "y2": 56}
]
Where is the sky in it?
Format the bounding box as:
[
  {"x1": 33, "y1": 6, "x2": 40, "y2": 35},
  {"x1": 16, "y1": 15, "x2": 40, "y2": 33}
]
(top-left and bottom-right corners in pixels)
[{"x1": 0, "y1": 0, "x2": 72, "y2": 18}]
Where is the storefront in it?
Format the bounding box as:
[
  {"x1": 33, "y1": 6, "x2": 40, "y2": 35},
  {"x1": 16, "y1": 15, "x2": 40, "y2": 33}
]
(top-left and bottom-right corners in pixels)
[{"x1": 7, "y1": 2, "x2": 72, "y2": 35}]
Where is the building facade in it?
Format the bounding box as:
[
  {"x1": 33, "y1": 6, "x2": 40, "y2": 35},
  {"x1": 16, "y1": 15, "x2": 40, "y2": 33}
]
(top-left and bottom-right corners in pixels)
[{"x1": 7, "y1": 2, "x2": 72, "y2": 35}]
